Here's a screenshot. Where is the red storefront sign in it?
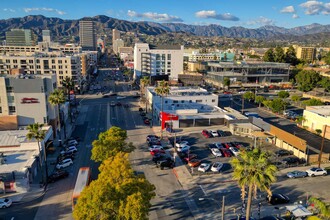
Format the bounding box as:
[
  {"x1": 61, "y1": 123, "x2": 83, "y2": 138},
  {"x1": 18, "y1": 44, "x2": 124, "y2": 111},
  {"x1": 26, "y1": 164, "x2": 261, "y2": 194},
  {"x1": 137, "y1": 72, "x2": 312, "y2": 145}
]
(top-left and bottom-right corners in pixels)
[
  {"x1": 21, "y1": 98, "x2": 39, "y2": 104},
  {"x1": 160, "y1": 112, "x2": 179, "y2": 130}
]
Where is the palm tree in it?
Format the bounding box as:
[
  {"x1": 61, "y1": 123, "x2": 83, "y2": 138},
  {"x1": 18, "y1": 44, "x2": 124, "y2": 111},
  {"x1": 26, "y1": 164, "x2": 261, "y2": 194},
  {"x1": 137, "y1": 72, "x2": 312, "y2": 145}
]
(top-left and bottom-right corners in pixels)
[
  {"x1": 48, "y1": 89, "x2": 66, "y2": 139},
  {"x1": 231, "y1": 148, "x2": 277, "y2": 219},
  {"x1": 140, "y1": 76, "x2": 150, "y2": 95},
  {"x1": 309, "y1": 197, "x2": 330, "y2": 219},
  {"x1": 26, "y1": 123, "x2": 48, "y2": 183},
  {"x1": 154, "y1": 80, "x2": 170, "y2": 139},
  {"x1": 62, "y1": 76, "x2": 75, "y2": 101}
]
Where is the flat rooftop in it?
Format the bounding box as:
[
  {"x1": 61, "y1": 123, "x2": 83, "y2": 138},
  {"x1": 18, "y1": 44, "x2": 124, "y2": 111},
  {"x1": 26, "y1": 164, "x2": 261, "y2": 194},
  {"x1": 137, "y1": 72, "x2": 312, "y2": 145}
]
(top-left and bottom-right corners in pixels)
[
  {"x1": 0, "y1": 150, "x2": 37, "y2": 174},
  {"x1": 0, "y1": 130, "x2": 30, "y2": 147},
  {"x1": 207, "y1": 61, "x2": 290, "y2": 69},
  {"x1": 148, "y1": 86, "x2": 215, "y2": 97},
  {"x1": 306, "y1": 105, "x2": 330, "y2": 117}
]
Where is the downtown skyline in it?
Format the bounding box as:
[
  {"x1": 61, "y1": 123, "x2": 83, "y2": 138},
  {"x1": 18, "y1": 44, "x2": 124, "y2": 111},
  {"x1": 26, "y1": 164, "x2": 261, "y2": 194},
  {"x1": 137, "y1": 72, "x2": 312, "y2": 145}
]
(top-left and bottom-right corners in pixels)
[{"x1": 1, "y1": 0, "x2": 330, "y2": 28}]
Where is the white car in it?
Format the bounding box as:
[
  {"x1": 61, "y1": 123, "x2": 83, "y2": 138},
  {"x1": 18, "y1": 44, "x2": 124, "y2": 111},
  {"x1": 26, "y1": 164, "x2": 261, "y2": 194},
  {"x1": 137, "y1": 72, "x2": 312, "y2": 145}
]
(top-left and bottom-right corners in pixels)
[
  {"x1": 209, "y1": 130, "x2": 219, "y2": 137},
  {"x1": 177, "y1": 145, "x2": 191, "y2": 152},
  {"x1": 61, "y1": 146, "x2": 77, "y2": 155},
  {"x1": 149, "y1": 145, "x2": 163, "y2": 151},
  {"x1": 306, "y1": 167, "x2": 327, "y2": 177},
  {"x1": 56, "y1": 158, "x2": 73, "y2": 169},
  {"x1": 175, "y1": 141, "x2": 189, "y2": 148},
  {"x1": 229, "y1": 147, "x2": 240, "y2": 156},
  {"x1": 211, "y1": 162, "x2": 224, "y2": 172},
  {"x1": 0, "y1": 198, "x2": 12, "y2": 208},
  {"x1": 214, "y1": 142, "x2": 224, "y2": 149},
  {"x1": 211, "y1": 148, "x2": 222, "y2": 157},
  {"x1": 198, "y1": 163, "x2": 211, "y2": 172},
  {"x1": 67, "y1": 140, "x2": 78, "y2": 146},
  {"x1": 110, "y1": 101, "x2": 116, "y2": 106}
]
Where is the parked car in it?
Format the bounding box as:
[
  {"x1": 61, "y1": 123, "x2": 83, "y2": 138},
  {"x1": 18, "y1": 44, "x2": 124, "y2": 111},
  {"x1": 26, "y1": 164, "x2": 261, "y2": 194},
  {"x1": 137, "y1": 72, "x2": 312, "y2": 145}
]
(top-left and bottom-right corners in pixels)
[
  {"x1": 211, "y1": 162, "x2": 223, "y2": 172},
  {"x1": 306, "y1": 167, "x2": 327, "y2": 177},
  {"x1": 220, "y1": 148, "x2": 232, "y2": 157},
  {"x1": 275, "y1": 149, "x2": 293, "y2": 157},
  {"x1": 202, "y1": 130, "x2": 211, "y2": 138},
  {"x1": 286, "y1": 170, "x2": 308, "y2": 178},
  {"x1": 67, "y1": 140, "x2": 78, "y2": 146},
  {"x1": 56, "y1": 158, "x2": 73, "y2": 169},
  {"x1": 214, "y1": 142, "x2": 224, "y2": 149},
  {"x1": 183, "y1": 154, "x2": 197, "y2": 163},
  {"x1": 217, "y1": 130, "x2": 225, "y2": 137},
  {"x1": 116, "y1": 101, "x2": 122, "y2": 106},
  {"x1": 224, "y1": 143, "x2": 234, "y2": 149},
  {"x1": 150, "y1": 149, "x2": 166, "y2": 156},
  {"x1": 149, "y1": 145, "x2": 163, "y2": 151},
  {"x1": 48, "y1": 170, "x2": 69, "y2": 183},
  {"x1": 159, "y1": 158, "x2": 174, "y2": 170},
  {"x1": 267, "y1": 194, "x2": 290, "y2": 205},
  {"x1": 175, "y1": 141, "x2": 189, "y2": 148},
  {"x1": 60, "y1": 151, "x2": 75, "y2": 158},
  {"x1": 177, "y1": 145, "x2": 191, "y2": 152},
  {"x1": 209, "y1": 130, "x2": 219, "y2": 137},
  {"x1": 152, "y1": 154, "x2": 170, "y2": 164},
  {"x1": 57, "y1": 154, "x2": 74, "y2": 162},
  {"x1": 110, "y1": 101, "x2": 116, "y2": 106},
  {"x1": 0, "y1": 198, "x2": 12, "y2": 209},
  {"x1": 60, "y1": 146, "x2": 77, "y2": 155},
  {"x1": 146, "y1": 135, "x2": 160, "y2": 142},
  {"x1": 282, "y1": 156, "x2": 300, "y2": 165},
  {"x1": 229, "y1": 147, "x2": 240, "y2": 156},
  {"x1": 188, "y1": 159, "x2": 201, "y2": 167},
  {"x1": 210, "y1": 148, "x2": 222, "y2": 157},
  {"x1": 198, "y1": 163, "x2": 211, "y2": 172}
]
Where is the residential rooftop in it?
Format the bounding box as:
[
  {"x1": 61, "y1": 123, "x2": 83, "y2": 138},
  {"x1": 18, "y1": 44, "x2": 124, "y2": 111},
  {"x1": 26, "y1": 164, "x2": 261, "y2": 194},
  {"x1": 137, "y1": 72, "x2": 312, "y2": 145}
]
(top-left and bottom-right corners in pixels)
[
  {"x1": 305, "y1": 105, "x2": 330, "y2": 117},
  {"x1": 0, "y1": 150, "x2": 37, "y2": 175},
  {"x1": 148, "y1": 86, "x2": 216, "y2": 97}
]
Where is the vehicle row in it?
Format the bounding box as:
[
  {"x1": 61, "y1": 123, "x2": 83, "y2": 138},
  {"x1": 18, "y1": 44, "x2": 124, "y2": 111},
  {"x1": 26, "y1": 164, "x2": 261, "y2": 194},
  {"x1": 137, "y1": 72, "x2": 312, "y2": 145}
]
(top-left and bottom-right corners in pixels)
[
  {"x1": 286, "y1": 167, "x2": 327, "y2": 178},
  {"x1": 201, "y1": 129, "x2": 232, "y2": 138}
]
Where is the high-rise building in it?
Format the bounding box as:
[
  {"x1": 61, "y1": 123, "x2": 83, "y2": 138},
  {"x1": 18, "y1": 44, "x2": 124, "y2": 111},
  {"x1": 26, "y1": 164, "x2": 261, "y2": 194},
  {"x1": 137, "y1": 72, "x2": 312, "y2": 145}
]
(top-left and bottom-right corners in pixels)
[
  {"x1": 5, "y1": 29, "x2": 34, "y2": 46},
  {"x1": 79, "y1": 20, "x2": 96, "y2": 51},
  {"x1": 112, "y1": 29, "x2": 120, "y2": 45},
  {"x1": 134, "y1": 43, "x2": 184, "y2": 80},
  {"x1": 42, "y1": 30, "x2": 51, "y2": 44},
  {"x1": 113, "y1": 39, "x2": 124, "y2": 54}
]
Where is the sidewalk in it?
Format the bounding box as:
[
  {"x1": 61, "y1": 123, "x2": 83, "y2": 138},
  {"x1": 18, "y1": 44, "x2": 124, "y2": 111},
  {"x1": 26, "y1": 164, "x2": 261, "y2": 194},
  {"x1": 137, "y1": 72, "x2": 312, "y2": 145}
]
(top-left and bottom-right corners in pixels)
[{"x1": 0, "y1": 184, "x2": 45, "y2": 203}]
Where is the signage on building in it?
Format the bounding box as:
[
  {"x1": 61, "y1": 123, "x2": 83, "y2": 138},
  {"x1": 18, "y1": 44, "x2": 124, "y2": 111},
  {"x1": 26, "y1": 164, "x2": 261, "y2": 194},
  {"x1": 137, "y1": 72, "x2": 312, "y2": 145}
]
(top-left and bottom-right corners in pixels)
[{"x1": 21, "y1": 98, "x2": 39, "y2": 104}]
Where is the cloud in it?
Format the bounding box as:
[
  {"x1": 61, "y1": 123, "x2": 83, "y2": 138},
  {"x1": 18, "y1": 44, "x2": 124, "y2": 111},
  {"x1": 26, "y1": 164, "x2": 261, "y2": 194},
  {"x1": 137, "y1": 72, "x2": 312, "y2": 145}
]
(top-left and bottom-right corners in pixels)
[
  {"x1": 3, "y1": 8, "x2": 15, "y2": 13},
  {"x1": 280, "y1": 6, "x2": 296, "y2": 13},
  {"x1": 300, "y1": 1, "x2": 330, "y2": 15},
  {"x1": 127, "y1": 10, "x2": 183, "y2": 22},
  {"x1": 23, "y1": 7, "x2": 66, "y2": 15},
  {"x1": 292, "y1": 14, "x2": 300, "y2": 19},
  {"x1": 246, "y1": 16, "x2": 275, "y2": 26},
  {"x1": 195, "y1": 10, "x2": 239, "y2": 21}
]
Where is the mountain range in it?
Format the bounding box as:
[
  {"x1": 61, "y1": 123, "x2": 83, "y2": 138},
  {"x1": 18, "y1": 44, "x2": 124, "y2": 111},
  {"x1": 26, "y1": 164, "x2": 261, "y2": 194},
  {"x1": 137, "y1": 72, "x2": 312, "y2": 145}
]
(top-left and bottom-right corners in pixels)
[{"x1": 0, "y1": 15, "x2": 330, "y2": 41}]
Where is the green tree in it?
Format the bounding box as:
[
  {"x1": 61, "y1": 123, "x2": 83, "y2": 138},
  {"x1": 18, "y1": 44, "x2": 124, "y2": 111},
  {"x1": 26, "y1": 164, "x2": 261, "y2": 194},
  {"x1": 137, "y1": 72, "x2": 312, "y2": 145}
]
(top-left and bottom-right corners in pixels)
[
  {"x1": 285, "y1": 45, "x2": 298, "y2": 65},
  {"x1": 255, "y1": 95, "x2": 266, "y2": 107},
  {"x1": 308, "y1": 197, "x2": 330, "y2": 219},
  {"x1": 26, "y1": 123, "x2": 47, "y2": 183},
  {"x1": 62, "y1": 76, "x2": 75, "y2": 100},
  {"x1": 274, "y1": 46, "x2": 285, "y2": 63},
  {"x1": 263, "y1": 100, "x2": 273, "y2": 110},
  {"x1": 295, "y1": 70, "x2": 321, "y2": 92},
  {"x1": 319, "y1": 77, "x2": 330, "y2": 92},
  {"x1": 48, "y1": 89, "x2": 66, "y2": 138},
  {"x1": 73, "y1": 153, "x2": 155, "y2": 220},
  {"x1": 324, "y1": 51, "x2": 330, "y2": 65},
  {"x1": 223, "y1": 77, "x2": 230, "y2": 90},
  {"x1": 269, "y1": 98, "x2": 288, "y2": 113},
  {"x1": 315, "y1": 129, "x2": 322, "y2": 136},
  {"x1": 140, "y1": 76, "x2": 150, "y2": 94},
  {"x1": 231, "y1": 148, "x2": 277, "y2": 220},
  {"x1": 263, "y1": 48, "x2": 275, "y2": 62},
  {"x1": 155, "y1": 80, "x2": 170, "y2": 138},
  {"x1": 291, "y1": 95, "x2": 302, "y2": 102},
  {"x1": 277, "y1": 91, "x2": 290, "y2": 99},
  {"x1": 91, "y1": 126, "x2": 135, "y2": 162},
  {"x1": 296, "y1": 115, "x2": 307, "y2": 126},
  {"x1": 243, "y1": 91, "x2": 255, "y2": 101},
  {"x1": 303, "y1": 98, "x2": 324, "y2": 106}
]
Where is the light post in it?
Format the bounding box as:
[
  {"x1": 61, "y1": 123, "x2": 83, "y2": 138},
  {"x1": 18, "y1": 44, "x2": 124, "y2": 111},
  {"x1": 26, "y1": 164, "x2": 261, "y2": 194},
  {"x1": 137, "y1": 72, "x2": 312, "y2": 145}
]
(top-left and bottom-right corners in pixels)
[{"x1": 198, "y1": 196, "x2": 225, "y2": 220}]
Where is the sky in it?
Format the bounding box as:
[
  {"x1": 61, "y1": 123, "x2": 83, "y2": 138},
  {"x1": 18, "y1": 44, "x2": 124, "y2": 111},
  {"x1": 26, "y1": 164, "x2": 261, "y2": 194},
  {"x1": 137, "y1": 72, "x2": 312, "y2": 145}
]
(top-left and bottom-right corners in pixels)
[{"x1": 1, "y1": 0, "x2": 330, "y2": 28}]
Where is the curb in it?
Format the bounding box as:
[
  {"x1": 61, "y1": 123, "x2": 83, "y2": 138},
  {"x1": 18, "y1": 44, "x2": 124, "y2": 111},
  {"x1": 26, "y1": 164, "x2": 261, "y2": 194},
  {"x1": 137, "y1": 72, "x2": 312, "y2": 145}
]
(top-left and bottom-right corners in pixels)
[{"x1": 12, "y1": 185, "x2": 48, "y2": 205}]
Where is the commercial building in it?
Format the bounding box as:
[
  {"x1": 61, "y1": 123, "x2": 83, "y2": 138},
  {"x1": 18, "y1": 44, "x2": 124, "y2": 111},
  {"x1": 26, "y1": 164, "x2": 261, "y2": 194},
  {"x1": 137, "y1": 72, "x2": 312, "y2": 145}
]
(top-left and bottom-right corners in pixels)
[
  {"x1": 178, "y1": 72, "x2": 203, "y2": 86},
  {"x1": 42, "y1": 30, "x2": 51, "y2": 44},
  {"x1": 0, "y1": 127, "x2": 53, "y2": 193},
  {"x1": 5, "y1": 29, "x2": 34, "y2": 46},
  {"x1": 113, "y1": 39, "x2": 124, "y2": 54},
  {"x1": 294, "y1": 45, "x2": 316, "y2": 62},
  {"x1": 303, "y1": 106, "x2": 330, "y2": 140},
  {"x1": 112, "y1": 29, "x2": 120, "y2": 45},
  {"x1": 0, "y1": 74, "x2": 58, "y2": 131},
  {"x1": 204, "y1": 61, "x2": 290, "y2": 88},
  {"x1": 184, "y1": 51, "x2": 235, "y2": 62},
  {"x1": 79, "y1": 20, "x2": 96, "y2": 51},
  {"x1": 134, "y1": 43, "x2": 184, "y2": 80}
]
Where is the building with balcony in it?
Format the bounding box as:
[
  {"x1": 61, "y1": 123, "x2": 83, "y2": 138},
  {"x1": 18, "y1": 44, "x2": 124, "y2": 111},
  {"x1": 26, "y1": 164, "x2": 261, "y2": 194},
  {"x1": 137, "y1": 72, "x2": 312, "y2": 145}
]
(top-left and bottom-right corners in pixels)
[
  {"x1": 204, "y1": 61, "x2": 290, "y2": 88},
  {"x1": 134, "y1": 43, "x2": 184, "y2": 81}
]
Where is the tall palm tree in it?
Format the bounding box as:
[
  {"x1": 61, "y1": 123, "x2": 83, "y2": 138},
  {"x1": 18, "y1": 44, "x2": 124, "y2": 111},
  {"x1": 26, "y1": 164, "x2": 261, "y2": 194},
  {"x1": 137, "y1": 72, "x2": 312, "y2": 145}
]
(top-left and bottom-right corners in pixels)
[
  {"x1": 62, "y1": 76, "x2": 75, "y2": 101},
  {"x1": 26, "y1": 123, "x2": 47, "y2": 183},
  {"x1": 140, "y1": 76, "x2": 150, "y2": 94},
  {"x1": 231, "y1": 148, "x2": 277, "y2": 219},
  {"x1": 309, "y1": 197, "x2": 330, "y2": 219},
  {"x1": 48, "y1": 89, "x2": 66, "y2": 139},
  {"x1": 154, "y1": 80, "x2": 170, "y2": 139}
]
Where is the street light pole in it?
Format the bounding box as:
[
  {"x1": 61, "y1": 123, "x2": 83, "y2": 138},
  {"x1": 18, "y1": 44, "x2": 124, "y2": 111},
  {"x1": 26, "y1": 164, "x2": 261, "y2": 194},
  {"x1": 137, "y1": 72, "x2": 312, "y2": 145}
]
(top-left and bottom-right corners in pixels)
[
  {"x1": 222, "y1": 195, "x2": 225, "y2": 220},
  {"x1": 318, "y1": 125, "x2": 327, "y2": 168}
]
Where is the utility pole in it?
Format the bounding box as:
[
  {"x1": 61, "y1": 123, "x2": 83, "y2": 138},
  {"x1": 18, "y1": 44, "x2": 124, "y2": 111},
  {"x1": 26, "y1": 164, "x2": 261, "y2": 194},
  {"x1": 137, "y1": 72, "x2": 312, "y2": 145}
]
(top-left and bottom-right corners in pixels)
[
  {"x1": 318, "y1": 125, "x2": 327, "y2": 168},
  {"x1": 222, "y1": 195, "x2": 225, "y2": 220},
  {"x1": 241, "y1": 95, "x2": 244, "y2": 114}
]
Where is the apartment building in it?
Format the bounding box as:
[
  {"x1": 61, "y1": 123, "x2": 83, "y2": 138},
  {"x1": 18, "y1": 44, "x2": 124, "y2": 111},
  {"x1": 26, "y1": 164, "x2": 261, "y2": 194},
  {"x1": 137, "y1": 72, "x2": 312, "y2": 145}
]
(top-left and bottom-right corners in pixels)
[
  {"x1": 0, "y1": 74, "x2": 57, "y2": 130},
  {"x1": 303, "y1": 105, "x2": 330, "y2": 140},
  {"x1": 134, "y1": 43, "x2": 184, "y2": 80},
  {"x1": 184, "y1": 51, "x2": 235, "y2": 62},
  {"x1": 291, "y1": 45, "x2": 316, "y2": 62},
  {"x1": 79, "y1": 20, "x2": 96, "y2": 51},
  {"x1": 112, "y1": 29, "x2": 120, "y2": 45},
  {"x1": 5, "y1": 29, "x2": 35, "y2": 46}
]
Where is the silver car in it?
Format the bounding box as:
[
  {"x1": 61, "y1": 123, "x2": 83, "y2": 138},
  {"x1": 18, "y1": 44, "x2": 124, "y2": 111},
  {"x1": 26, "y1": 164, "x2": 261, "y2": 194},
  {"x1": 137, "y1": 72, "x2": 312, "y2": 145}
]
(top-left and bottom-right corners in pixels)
[{"x1": 286, "y1": 170, "x2": 307, "y2": 178}]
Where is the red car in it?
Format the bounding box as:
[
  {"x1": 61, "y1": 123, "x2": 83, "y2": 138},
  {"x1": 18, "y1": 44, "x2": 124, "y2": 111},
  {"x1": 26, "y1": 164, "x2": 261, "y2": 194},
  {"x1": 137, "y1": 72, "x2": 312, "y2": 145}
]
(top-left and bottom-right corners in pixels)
[
  {"x1": 202, "y1": 130, "x2": 211, "y2": 138},
  {"x1": 221, "y1": 148, "x2": 232, "y2": 157},
  {"x1": 150, "y1": 149, "x2": 165, "y2": 156},
  {"x1": 188, "y1": 159, "x2": 201, "y2": 167},
  {"x1": 183, "y1": 154, "x2": 197, "y2": 163}
]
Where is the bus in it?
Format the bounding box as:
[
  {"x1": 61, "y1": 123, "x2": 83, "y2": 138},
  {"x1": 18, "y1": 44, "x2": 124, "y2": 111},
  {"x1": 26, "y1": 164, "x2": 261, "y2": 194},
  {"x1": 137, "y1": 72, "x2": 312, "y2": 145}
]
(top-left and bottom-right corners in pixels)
[{"x1": 72, "y1": 167, "x2": 91, "y2": 210}]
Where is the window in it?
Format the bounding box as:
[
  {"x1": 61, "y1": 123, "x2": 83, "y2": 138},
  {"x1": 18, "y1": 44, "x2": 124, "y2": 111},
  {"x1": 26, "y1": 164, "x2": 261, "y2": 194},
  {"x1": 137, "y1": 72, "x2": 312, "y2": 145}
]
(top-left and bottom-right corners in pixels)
[
  {"x1": 0, "y1": 107, "x2": 2, "y2": 113},
  {"x1": 13, "y1": 60, "x2": 18, "y2": 64},
  {"x1": 173, "y1": 100, "x2": 178, "y2": 103},
  {"x1": 52, "y1": 60, "x2": 55, "y2": 64},
  {"x1": 189, "y1": 100, "x2": 192, "y2": 103},
  {"x1": 156, "y1": 54, "x2": 160, "y2": 60},
  {"x1": 165, "y1": 101, "x2": 168, "y2": 104},
  {"x1": 212, "y1": 99, "x2": 215, "y2": 102},
  {"x1": 36, "y1": 59, "x2": 40, "y2": 63},
  {"x1": 29, "y1": 60, "x2": 34, "y2": 64},
  {"x1": 9, "y1": 106, "x2": 16, "y2": 113},
  {"x1": 196, "y1": 100, "x2": 202, "y2": 103},
  {"x1": 58, "y1": 60, "x2": 62, "y2": 64},
  {"x1": 167, "y1": 54, "x2": 171, "y2": 60},
  {"x1": 181, "y1": 100, "x2": 184, "y2": 103},
  {"x1": 162, "y1": 54, "x2": 165, "y2": 60},
  {"x1": 6, "y1": 87, "x2": 13, "y2": 92}
]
